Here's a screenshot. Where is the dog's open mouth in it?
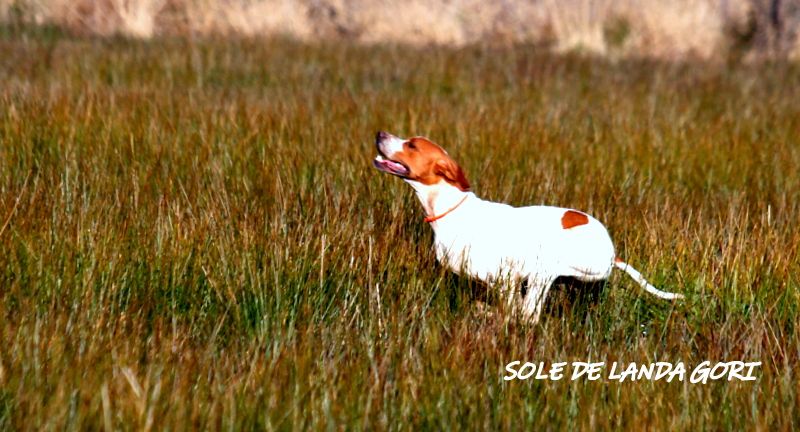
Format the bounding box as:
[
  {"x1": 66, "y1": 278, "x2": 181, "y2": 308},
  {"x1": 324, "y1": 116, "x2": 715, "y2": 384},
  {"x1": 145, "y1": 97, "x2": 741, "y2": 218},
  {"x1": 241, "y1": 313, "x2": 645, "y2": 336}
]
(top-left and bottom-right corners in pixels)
[{"x1": 373, "y1": 154, "x2": 410, "y2": 177}]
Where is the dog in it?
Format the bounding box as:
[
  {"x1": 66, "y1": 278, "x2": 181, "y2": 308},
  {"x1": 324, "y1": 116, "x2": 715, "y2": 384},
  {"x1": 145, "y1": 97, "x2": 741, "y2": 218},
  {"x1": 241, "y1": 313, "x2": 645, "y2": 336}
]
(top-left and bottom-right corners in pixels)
[{"x1": 372, "y1": 131, "x2": 683, "y2": 322}]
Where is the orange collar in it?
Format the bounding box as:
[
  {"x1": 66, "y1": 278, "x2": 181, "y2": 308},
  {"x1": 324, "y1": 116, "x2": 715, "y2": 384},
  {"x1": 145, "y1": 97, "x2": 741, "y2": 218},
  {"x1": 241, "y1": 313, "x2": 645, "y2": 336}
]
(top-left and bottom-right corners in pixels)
[{"x1": 424, "y1": 195, "x2": 469, "y2": 223}]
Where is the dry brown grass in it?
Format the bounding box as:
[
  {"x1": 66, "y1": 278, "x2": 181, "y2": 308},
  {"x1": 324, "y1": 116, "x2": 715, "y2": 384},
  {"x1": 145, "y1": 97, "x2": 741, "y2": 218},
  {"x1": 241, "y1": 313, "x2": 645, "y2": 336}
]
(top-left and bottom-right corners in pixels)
[
  {"x1": 1, "y1": 0, "x2": 799, "y2": 60},
  {"x1": 0, "y1": 27, "x2": 799, "y2": 429}
]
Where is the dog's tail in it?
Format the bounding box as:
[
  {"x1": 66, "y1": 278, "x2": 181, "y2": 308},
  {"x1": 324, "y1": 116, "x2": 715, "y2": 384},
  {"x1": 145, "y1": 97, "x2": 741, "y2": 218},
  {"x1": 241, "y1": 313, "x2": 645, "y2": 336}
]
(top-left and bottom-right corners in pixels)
[{"x1": 614, "y1": 258, "x2": 684, "y2": 300}]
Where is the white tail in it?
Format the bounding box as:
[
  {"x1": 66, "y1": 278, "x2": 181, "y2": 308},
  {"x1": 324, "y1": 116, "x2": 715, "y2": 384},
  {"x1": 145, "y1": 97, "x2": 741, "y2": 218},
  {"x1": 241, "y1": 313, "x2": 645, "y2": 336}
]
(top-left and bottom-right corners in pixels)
[{"x1": 614, "y1": 259, "x2": 684, "y2": 300}]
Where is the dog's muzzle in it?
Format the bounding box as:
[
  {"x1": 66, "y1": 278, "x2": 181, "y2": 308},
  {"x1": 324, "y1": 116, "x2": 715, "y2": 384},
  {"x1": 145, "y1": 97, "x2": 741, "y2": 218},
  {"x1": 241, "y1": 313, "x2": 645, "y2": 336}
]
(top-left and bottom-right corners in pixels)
[{"x1": 373, "y1": 131, "x2": 410, "y2": 177}]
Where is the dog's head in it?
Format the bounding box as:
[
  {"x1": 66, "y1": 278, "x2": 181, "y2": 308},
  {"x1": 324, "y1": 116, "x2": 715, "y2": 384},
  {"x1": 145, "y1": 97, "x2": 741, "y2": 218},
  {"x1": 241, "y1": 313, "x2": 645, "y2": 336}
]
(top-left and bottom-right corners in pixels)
[{"x1": 372, "y1": 131, "x2": 470, "y2": 191}]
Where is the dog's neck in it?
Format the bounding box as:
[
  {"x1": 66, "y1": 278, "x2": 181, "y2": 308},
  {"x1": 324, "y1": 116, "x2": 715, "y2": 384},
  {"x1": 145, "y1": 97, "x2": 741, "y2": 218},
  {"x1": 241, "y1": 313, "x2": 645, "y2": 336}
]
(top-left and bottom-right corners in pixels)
[{"x1": 405, "y1": 179, "x2": 473, "y2": 222}]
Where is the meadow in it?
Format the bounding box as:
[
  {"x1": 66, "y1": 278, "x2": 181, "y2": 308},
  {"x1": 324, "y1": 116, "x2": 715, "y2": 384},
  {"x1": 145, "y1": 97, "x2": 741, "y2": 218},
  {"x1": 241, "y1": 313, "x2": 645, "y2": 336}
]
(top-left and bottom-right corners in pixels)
[{"x1": 1, "y1": 25, "x2": 799, "y2": 430}]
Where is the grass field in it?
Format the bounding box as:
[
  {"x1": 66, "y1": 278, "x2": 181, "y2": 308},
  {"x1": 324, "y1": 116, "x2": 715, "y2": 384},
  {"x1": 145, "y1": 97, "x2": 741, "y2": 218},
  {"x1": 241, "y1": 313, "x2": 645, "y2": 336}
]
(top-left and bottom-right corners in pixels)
[{"x1": 1, "y1": 25, "x2": 799, "y2": 430}]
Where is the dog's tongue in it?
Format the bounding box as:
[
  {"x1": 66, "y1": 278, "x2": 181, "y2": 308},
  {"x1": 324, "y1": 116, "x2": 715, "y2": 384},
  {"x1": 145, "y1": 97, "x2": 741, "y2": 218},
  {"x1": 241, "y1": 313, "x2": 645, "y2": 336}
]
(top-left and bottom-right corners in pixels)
[
  {"x1": 383, "y1": 159, "x2": 405, "y2": 171},
  {"x1": 374, "y1": 155, "x2": 409, "y2": 175}
]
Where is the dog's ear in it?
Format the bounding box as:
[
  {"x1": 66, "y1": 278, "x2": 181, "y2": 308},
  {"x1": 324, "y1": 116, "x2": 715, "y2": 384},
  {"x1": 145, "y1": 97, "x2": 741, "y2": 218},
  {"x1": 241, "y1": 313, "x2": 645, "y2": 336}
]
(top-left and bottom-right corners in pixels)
[{"x1": 435, "y1": 158, "x2": 471, "y2": 191}]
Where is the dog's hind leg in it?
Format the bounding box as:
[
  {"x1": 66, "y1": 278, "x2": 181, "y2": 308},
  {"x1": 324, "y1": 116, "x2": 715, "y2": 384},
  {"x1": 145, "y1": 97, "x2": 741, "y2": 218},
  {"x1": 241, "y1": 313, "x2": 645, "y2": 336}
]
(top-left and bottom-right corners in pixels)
[{"x1": 520, "y1": 275, "x2": 556, "y2": 323}]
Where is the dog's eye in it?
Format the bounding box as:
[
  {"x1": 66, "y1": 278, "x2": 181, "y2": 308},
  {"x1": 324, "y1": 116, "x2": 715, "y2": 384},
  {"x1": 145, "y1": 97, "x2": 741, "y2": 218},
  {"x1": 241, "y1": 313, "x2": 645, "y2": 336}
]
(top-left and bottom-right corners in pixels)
[{"x1": 407, "y1": 141, "x2": 417, "y2": 150}]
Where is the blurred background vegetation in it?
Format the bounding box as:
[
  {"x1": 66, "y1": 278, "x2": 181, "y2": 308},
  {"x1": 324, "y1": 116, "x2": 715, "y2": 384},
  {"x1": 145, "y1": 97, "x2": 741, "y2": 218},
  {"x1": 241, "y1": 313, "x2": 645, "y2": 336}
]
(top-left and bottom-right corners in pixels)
[{"x1": 0, "y1": 0, "x2": 799, "y2": 62}]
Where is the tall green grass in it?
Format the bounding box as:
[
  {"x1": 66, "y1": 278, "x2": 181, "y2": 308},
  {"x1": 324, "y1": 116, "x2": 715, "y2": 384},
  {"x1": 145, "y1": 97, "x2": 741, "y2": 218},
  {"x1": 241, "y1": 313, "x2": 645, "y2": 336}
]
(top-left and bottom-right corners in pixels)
[{"x1": 1, "y1": 28, "x2": 799, "y2": 429}]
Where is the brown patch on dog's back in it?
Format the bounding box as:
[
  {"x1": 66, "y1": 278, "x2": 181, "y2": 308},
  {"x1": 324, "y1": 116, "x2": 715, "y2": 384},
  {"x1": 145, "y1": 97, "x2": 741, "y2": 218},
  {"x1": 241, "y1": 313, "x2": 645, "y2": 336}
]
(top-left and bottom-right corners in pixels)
[{"x1": 561, "y1": 210, "x2": 589, "y2": 229}]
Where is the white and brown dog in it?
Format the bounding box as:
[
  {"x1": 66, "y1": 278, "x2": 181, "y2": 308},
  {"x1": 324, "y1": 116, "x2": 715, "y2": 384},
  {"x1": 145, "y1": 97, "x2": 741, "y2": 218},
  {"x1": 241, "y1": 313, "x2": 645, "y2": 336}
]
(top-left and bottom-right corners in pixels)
[{"x1": 372, "y1": 131, "x2": 683, "y2": 322}]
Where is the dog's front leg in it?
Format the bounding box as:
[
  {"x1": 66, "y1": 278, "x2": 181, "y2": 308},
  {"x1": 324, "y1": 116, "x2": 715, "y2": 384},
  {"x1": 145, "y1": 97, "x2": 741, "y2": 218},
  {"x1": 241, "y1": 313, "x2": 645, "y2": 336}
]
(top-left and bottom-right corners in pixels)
[{"x1": 521, "y1": 275, "x2": 555, "y2": 323}]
